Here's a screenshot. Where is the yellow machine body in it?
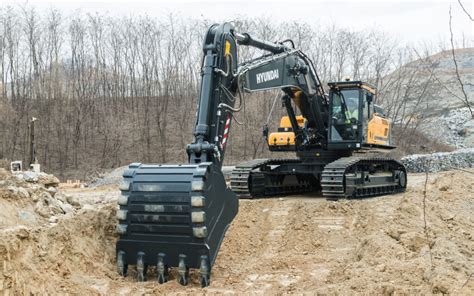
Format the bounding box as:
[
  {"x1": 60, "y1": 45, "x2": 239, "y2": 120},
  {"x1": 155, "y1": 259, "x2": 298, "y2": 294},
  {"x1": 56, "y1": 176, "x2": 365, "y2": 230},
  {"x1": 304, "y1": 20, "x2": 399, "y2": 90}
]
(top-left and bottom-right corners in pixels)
[
  {"x1": 268, "y1": 116, "x2": 306, "y2": 148},
  {"x1": 367, "y1": 114, "x2": 390, "y2": 146}
]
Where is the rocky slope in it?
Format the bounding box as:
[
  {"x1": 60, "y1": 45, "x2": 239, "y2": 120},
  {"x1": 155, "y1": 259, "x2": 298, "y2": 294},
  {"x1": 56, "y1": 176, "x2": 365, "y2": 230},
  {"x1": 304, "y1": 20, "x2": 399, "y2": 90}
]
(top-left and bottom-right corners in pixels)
[
  {"x1": 382, "y1": 48, "x2": 473, "y2": 149},
  {"x1": 402, "y1": 148, "x2": 474, "y2": 173}
]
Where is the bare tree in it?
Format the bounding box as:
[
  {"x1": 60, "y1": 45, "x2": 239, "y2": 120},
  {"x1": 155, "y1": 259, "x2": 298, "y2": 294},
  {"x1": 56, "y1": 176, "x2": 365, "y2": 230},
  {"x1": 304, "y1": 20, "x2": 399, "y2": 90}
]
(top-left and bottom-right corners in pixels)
[
  {"x1": 0, "y1": 5, "x2": 470, "y2": 177},
  {"x1": 448, "y1": 6, "x2": 473, "y2": 117}
]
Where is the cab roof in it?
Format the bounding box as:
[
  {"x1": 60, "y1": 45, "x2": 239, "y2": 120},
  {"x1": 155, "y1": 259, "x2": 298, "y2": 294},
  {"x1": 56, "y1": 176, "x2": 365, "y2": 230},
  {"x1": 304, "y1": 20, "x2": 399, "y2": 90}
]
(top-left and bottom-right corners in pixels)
[{"x1": 328, "y1": 80, "x2": 377, "y2": 95}]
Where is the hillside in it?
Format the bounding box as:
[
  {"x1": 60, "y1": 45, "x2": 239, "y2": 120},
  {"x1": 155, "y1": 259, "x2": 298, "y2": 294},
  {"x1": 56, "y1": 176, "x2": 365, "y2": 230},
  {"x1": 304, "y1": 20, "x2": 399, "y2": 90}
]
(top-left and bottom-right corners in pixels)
[
  {"x1": 400, "y1": 48, "x2": 474, "y2": 111},
  {"x1": 382, "y1": 48, "x2": 474, "y2": 149}
]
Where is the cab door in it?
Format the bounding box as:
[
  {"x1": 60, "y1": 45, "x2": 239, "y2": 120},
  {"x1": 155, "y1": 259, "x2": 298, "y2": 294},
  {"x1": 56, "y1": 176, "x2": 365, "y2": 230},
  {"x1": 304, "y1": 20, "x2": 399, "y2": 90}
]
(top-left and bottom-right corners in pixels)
[
  {"x1": 327, "y1": 88, "x2": 363, "y2": 149},
  {"x1": 364, "y1": 92, "x2": 391, "y2": 146}
]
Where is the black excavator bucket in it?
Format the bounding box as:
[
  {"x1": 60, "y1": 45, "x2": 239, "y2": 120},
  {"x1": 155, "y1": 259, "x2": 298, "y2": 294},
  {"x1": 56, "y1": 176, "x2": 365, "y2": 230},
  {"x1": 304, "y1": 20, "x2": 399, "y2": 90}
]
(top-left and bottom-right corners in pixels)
[{"x1": 116, "y1": 162, "x2": 238, "y2": 287}]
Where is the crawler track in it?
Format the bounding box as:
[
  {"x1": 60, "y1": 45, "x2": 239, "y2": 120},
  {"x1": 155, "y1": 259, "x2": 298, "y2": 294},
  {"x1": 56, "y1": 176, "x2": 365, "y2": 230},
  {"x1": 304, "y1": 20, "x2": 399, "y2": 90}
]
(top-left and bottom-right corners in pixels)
[
  {"x1": 321, "y1": 156, "x2": 407, "y2": 199},
  {"x1": 231, "y1": 156, "x2": 407, "y2": 200}
]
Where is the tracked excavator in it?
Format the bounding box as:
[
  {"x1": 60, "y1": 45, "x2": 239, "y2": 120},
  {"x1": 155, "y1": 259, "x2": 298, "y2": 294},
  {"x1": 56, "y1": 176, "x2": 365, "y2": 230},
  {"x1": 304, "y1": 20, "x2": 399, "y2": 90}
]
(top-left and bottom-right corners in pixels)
[{"x1": 116, "y1": 23, "x2": 407, "y2": 287}]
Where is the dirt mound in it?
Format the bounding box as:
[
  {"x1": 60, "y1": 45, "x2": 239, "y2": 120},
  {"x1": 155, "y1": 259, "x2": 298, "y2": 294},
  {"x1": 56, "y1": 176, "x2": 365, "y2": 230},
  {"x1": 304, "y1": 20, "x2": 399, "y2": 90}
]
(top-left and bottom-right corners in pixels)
[
  {"x1": 1, "y1": 169, "x2": 473, "y2": 294},
  {"x1": 0, "y1": 169, "x2": 79, "y2": 229},
  {"x1": 88, "y1": 166, "x2": 128, "y2": 188},
  {"x1": 0, "y1": 205, "x2": 117, "y2": 294}
]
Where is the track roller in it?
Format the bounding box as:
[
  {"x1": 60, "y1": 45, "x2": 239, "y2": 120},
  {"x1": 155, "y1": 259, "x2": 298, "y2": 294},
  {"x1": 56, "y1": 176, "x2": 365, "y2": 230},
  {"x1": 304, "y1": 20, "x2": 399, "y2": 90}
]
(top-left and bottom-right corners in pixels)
[
  {"x1": 117, "y1": 250, "x2": 128, "y2": 277},
  {"x1": 199, "y1": 255, "x2": 210, "y2": 288},
  {"x1": 178, "y1": 254, "x2": 189, "y2": 286},
  {"x1": 157, "y1": 253, "x2": 168, "y2": 284}
]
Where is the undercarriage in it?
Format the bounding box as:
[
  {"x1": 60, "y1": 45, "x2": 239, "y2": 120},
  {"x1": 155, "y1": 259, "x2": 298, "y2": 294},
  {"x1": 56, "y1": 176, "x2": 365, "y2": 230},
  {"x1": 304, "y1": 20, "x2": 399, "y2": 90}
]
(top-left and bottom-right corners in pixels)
[{"x1": 230, "y1": 152, "x2": 406, "y2": 199}]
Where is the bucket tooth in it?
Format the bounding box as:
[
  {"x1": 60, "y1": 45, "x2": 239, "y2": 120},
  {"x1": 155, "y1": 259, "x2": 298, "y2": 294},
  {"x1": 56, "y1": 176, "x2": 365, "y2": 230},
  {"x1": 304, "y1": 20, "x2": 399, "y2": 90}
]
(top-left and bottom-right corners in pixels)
[
  {"x1": 136, "y1": 252, "x2": 146, "y2": 282},
  {"x1": 178, "y1": 254, "x2": 189, "y2": 286},
  {"x1": 117, "y1": 250, "x2": 128, "y2": 277},
  {"x1": 157, "y1": 253, "x2": 168, "y2": 284},
  {"x1": 199, "y1": 255, "x2": 210, "y2": 288}
]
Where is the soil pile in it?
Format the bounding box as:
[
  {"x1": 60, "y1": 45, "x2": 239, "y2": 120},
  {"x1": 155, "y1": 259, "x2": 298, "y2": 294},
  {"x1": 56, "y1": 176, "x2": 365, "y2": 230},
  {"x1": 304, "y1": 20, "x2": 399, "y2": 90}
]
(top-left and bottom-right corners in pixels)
[{"x1": 0, "y1": 169, "x2": 472, "y2": 294}]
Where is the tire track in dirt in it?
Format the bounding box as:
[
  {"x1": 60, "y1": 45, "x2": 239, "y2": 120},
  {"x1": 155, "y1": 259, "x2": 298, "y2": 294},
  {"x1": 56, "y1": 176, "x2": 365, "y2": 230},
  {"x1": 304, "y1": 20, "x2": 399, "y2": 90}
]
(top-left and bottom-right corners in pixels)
[{"x1": 235, "y1": 200, "x2": 293, "y2": 294}]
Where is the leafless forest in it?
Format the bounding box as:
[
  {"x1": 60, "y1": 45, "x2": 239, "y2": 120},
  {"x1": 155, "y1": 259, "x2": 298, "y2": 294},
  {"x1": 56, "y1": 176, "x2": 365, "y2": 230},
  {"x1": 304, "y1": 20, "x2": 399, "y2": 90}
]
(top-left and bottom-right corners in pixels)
[{"x1": 0, "y1": 6, "x2": 470, "y2": 178}]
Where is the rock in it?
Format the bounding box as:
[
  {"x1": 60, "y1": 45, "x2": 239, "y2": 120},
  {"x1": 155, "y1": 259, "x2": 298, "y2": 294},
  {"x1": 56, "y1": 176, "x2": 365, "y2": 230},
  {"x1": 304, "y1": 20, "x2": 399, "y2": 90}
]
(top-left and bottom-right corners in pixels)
[
  {"x1": 418, "y1": 107, "x2": 473, "y2": 148},
  {"x1": 37, "y1": 173, "x2": 60, "y2": 187},
  {"x1": 40, "y1": 191, "x2": 53, "y2": 201},
  {"x1": 22, "y1": 172, "x2": 39, "y2": 182},
  {"x1": 458, "y1": 128, "x2": 469, "y2": 136},
  {"x1": 401, "y1": 148, "x2": 474, "y2": 173},
  {"x1": 431, "y1": 276, "x2": 451, "y2": 294},
  {"x1": 35, "y1": 201, "x2": 51, "y2": 218},
  {"x1": 47, "y1": 186, "x2": 57, "y2": 196},
  {"x1": 37, "y1": 191, "x2": 64, "y2": 215},
  {"x1": 65, "y1": 195, "x2": 81, "y2": 208},
  {"x1": 438, "y1": 185, "x2": 449, "y2": 191},
  {"x1": 386, "y1": 228, "x2": 401, "y2": 241},
  {"x1": 82, "y1": 204, "x2": 96, "y2": 211},
  {"x1": 375, "y1": 264, "x2": 386, "y2": 272},
  {"x1": 49, "y1": 216, "x2": 58, "y2": 223},
  {"x1": 30, "y1": 193, "x2": 39, "y2": 202},
  {"x1": 60, "y1": 203, "x2": 74, "y2": 214},
  {"x1": 54, "y1": 192, "x2": 66, "y2": 203},
  {"x1": 4, "y1": 186, "x2": 28, "y2": 199},
  {"x1": 30, "y1": 184, "x2": 41, "y2": 192},
  {"x1": 15, "y1": 226, "x2": 30, "y2": 239},
  {"x1": 17, "y1": 171, "x2": 60, "y2": 187},
  {"x1": 49, "y1": 201, "x2": 66, "y2": 215},
  {"x1": 6, "y1": 186, "x2": 18, "y2": 196},
  {"x1": 16, "y1": 187, "x2": 30, "y2": 199}
]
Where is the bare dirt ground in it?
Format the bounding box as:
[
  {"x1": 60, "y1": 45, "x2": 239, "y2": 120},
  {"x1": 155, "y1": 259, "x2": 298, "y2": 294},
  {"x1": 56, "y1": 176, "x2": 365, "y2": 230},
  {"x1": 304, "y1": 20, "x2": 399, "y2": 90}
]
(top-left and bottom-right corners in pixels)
[{"x1": 1, "y1": 169, "x2": 473, "y2": 295}]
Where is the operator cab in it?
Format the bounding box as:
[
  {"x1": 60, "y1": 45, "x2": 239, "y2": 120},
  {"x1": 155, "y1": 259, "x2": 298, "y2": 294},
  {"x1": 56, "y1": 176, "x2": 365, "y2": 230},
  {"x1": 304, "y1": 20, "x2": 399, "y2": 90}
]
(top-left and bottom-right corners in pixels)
[{"x1": 327, "y1": 80, "x2": 393, "y2": 150}]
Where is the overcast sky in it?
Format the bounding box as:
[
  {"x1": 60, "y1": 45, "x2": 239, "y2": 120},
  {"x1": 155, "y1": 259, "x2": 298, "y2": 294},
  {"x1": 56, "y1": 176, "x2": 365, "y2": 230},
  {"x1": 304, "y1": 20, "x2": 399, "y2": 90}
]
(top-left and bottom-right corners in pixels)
[{"x1": 2, "y1": 0, "x2": 473, "y2": 46}]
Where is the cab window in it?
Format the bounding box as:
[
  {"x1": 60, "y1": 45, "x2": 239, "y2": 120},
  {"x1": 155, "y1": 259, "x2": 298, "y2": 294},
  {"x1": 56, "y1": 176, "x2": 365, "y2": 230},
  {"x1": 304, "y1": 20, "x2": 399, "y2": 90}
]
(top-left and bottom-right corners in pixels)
[
  {"x1": 330, "y1": 89, "x2": 360, "y2": 141},
  {"x1": 331, "y1": 90, "x2": 359, "y2": 123}
]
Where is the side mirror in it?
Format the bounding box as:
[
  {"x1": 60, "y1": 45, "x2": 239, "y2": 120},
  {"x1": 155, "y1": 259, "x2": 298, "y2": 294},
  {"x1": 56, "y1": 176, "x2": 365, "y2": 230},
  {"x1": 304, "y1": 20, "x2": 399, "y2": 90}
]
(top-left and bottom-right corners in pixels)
[
  {"x1": 367, "y1": 93, "x2": 373, "y2": 103},
  {"x1": 262, "y1": 125, "x2": 269, "y2": 139}
]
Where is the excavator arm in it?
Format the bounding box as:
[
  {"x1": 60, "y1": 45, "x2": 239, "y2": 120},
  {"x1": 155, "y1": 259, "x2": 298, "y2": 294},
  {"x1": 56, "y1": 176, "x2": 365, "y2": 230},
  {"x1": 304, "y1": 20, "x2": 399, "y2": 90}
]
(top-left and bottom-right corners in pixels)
[{"x1": 187, "y1": 23, "x2": 238, "y2": 167}]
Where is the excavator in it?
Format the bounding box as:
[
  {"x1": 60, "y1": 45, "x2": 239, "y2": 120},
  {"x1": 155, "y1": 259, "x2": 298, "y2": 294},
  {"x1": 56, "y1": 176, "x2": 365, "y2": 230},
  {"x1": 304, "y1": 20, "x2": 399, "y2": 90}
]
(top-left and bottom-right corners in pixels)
[{"x1": 115, "y1": 23, "x2": 407, "y2": 287}]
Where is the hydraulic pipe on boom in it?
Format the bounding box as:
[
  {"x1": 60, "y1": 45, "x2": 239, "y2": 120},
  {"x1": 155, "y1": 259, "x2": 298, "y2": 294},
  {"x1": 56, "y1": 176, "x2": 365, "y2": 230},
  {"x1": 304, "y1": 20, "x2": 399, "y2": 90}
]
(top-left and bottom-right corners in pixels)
[{"x1": 234, "y1": 32, "x2": 288, "y2": 54}]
